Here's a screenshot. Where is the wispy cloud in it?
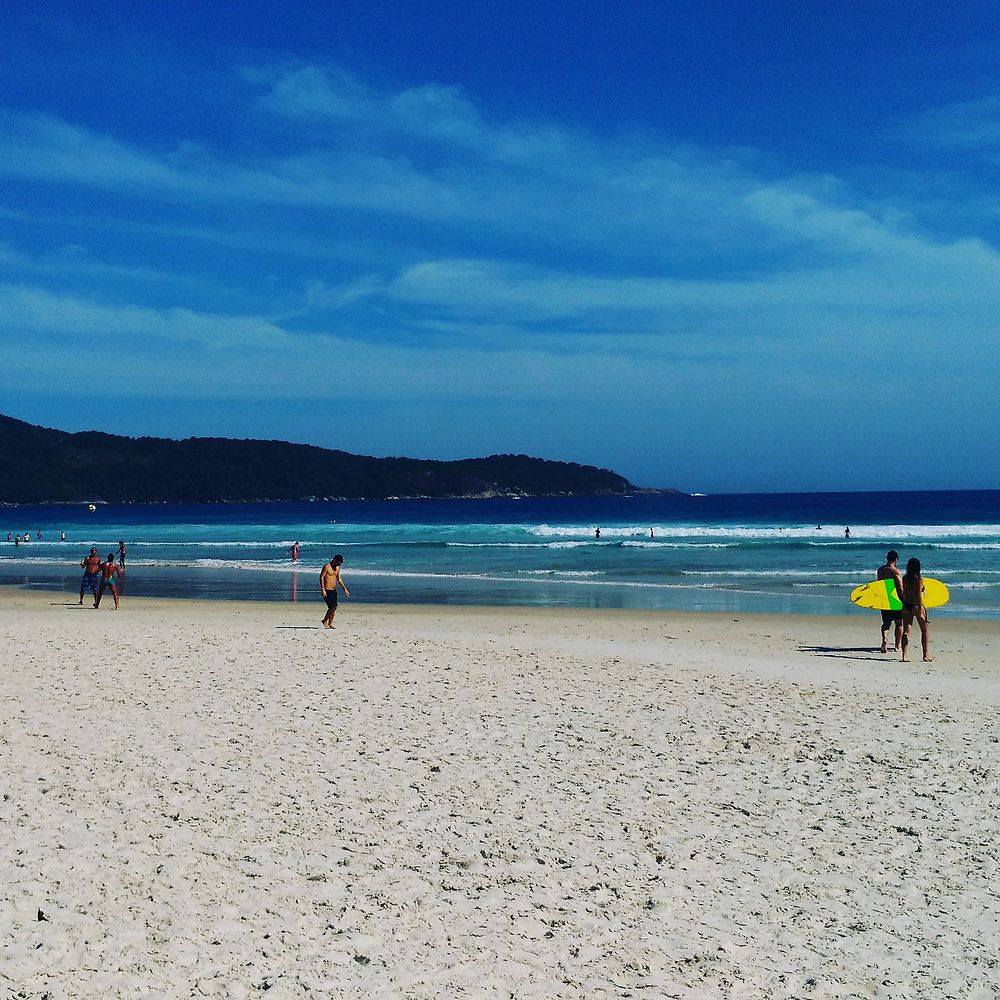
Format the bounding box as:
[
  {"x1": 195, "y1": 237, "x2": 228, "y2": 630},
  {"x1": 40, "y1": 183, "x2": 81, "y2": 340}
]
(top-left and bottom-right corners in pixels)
[
  {"x1": 6, "y1": 64, "x2": 987, "y2": 290},
  {"x1": 3, "y1": 51, "x2": 1000, "y2": 486},
  {"x1": 894, "y1": 93, "x2": 1000, "y2": 155}
]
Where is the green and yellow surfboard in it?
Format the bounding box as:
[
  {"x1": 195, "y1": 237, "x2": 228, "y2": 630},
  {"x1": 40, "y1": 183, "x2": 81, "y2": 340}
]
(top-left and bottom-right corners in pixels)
[{"x1": 850, "y1": 577, "x2": 949, "y2": 611}]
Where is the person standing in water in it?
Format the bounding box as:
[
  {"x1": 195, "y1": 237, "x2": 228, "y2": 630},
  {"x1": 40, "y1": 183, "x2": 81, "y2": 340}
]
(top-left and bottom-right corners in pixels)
[
  {"x1": 117, "y1": 540, "x2": 127, "y2": 568},
  {"x1": 319, "y1": 554, "x2": 349, "y2": 628},
  {"x1": 876, "y1": 550, "x2": 904, "y2": 654},
  {"x1": 94, "y1": 552, "x2": 122, "y2": 610},
  {"x1": 290, "y1": 540, "x2": 300, "y2": 562},
  {"x1": 900, "y1": 557, "x2": 932, "y2": 662}
]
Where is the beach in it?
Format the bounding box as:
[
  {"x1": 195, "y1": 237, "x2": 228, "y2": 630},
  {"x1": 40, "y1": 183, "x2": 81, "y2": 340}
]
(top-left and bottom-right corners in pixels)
[{"x1": 2, "y1": 587, "x2": 998, "y2": 998}]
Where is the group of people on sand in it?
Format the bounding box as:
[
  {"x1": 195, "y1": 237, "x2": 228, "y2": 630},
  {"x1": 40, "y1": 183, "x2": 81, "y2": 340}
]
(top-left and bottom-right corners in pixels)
[
  {"x1": 79, "y1": 541, "x2": 127, "y2": 610},
  {"x1": 876, "y1": 549, "x2": 932, "y2": 662}
]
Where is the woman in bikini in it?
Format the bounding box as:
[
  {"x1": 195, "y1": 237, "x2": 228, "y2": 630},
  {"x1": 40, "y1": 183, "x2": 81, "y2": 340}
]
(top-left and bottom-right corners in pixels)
[
  {"x1": 900, "y1": 557, "x2": 932, "y2": 662},
  {"x1": 94, "y1": 551, "x2": 122, "y2": 610}
]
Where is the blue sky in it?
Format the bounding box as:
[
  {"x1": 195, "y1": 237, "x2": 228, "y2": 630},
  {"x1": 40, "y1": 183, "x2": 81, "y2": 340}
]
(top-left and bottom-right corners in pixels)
[{"x1": 2, "y1": 1, "x2": 999, "y2": 492}]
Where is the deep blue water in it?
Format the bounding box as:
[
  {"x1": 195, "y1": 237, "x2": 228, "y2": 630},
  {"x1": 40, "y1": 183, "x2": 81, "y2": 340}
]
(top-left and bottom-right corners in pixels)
[{"x1": 2, "y1": 491, "x2": 999, "y2": 617}]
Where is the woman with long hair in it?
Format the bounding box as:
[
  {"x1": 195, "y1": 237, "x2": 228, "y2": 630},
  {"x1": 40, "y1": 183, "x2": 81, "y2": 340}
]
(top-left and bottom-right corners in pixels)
[{"x1": 900, "y1": 557, "x2": 932, "y2": 662}]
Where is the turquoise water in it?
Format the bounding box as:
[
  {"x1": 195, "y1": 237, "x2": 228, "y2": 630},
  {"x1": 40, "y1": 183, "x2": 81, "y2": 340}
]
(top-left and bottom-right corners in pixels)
[{"x1": 2, "y1": 492, "x2": 999, "y2": 617}]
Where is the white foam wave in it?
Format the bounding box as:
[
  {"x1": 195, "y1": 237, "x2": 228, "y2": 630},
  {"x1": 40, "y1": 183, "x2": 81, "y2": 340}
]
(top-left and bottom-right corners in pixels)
[
  {"x1": 683, "y1": 569, "x2": 861, "y2": 578},
  {"x1": 532, "y1": 522, "x2": 1000, "y2": 541},
  {"x1": 185, "y1": 558, "x2": 320, "y2": 572},
  {"x1": 622, "y1": 541, "x2": 738, "y2": 549},
  {"x1": 932, "y1": 543, "x2": 1000, "y2": 550},
  {"x1": 521, "y1": 569, "x2": 602, "y2": 578},
  {"x1": 446, "y1": 542, "x2": 544, "y2": 548}
]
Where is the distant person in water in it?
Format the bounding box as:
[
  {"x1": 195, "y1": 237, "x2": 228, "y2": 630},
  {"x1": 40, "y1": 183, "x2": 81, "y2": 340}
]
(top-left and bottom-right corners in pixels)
[
  {"x1": 79, "y1": 547, "x2": 102, "y2": 605},
  {"x1": 900, "y1": 557, "x2": 932, "y2": 663},
  {"x1": 117, "y1": 540, "x2": 127, "y2": 568},
  {"x1": 94, "y1": 552, "x2": 122, "y2": 610},
  {"x1": 290, "y1": 541, "x2": 300, "y2": 562},
  {"x1": 320, "y1": 554, "x2": 349, "y2": 628},
  {"x1": 876, "y1": 550, "x2": 904, "y2": 654},
  {"x1": 595, "y1": 528, "x2": 601, "y2": 539},
  {"x1": 844, "y1": 526, "x2": 851, "y2": 539},
  {"x1": 60, "y1": 531, "x2": 66, "y2": 542}
]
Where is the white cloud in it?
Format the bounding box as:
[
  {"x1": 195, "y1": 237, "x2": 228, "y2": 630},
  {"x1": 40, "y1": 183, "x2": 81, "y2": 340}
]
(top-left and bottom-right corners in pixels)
[
  {"x1": 0, "y1": 111, "x2": 184, "y2": 190},
  {"x1": 4, "y1": 58, "x2": 1000, "y2": 486},
  {"x1": 7, "y1": 68, "x2": 991, "y2": 289},
  {"x1": 0, "y1": 282, "x2": 740, "y2": 406},
  {"x1": 2, "y1": 284, "x2": 291, "y2": 352},
  {"x1": 250, "y1": 64, "x2": 371, "y2": 122},
  {"x1": 387, "y1": 244, "x2": 1000, "y2": 343},
  {"x1": 894, "y1": 93, "x2": 1000, "y2": 154}
]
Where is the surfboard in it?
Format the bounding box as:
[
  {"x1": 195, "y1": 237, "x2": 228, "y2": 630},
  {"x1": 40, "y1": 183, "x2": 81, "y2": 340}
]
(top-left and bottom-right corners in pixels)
[{"x1": 850, "y1": 577, "x2": 949, "y2": 611}]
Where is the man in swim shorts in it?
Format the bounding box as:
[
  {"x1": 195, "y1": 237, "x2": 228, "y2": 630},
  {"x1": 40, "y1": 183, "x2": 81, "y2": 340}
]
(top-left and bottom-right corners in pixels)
[
  {"x1": 79, "y1": 547, "x2": 102, "y2": 605},
  {"x1": 94, "y1": 551, "x2": 122, "y2": 610},
  {"x1": 319, "y1": 554, "x2": 349, "y2": 628},
  {"x1": 876, "y1": 550, "x2": 904, "y2": 653}
]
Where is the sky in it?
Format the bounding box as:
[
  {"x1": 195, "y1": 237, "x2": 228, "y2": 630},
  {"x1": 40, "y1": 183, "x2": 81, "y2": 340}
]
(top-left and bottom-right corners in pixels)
[{"x1": 2, "y1": 1, "x2": 999, "y2": 493}]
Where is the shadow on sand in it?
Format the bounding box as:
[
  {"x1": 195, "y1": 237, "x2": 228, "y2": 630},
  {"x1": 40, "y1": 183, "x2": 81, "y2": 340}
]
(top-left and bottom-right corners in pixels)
[{"x1": 798, "y1": 645, "x2": 893, "y2": 662}]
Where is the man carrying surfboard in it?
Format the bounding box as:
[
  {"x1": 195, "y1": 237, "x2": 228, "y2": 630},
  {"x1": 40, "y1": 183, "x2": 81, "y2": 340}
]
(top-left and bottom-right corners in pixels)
[
  {"x1": 900, "y1": 557, "x2": 933, "y2": 663},
  {"x1": 876, "y1": 550, "x2": 904, "y2": 653}
]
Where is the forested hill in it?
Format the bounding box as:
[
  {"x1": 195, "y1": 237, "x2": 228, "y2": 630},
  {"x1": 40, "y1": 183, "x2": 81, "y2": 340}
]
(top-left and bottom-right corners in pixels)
[{"x1": 0, "y1": 414, "x2": 668, "y2": 503}]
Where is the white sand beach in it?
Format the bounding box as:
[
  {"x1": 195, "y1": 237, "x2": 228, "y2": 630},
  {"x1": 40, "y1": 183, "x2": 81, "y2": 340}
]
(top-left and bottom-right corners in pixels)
[{"x1": 1, "y1": 587, "x2": 998, "y2": 998}]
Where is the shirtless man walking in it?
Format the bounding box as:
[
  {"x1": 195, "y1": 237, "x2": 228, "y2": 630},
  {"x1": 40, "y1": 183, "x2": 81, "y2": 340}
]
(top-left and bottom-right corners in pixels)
[
  {"x1": 320, "y1": 554, "x2": 349, "y2": 628},
  {"x1": 79, "y1": 547, "x2": 102, "y2": 605},
  {"x1": 876, "y1": 550, "x2": 904, "y2": 653},
  {"x1": 900, "y1": 557, "x2": 932, "y2": 662}
]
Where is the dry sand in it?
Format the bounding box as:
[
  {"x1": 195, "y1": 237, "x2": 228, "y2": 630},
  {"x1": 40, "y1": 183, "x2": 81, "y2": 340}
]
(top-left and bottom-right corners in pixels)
[{"x1": 1, "y1": 587, "x2": 999, "y2": 998}]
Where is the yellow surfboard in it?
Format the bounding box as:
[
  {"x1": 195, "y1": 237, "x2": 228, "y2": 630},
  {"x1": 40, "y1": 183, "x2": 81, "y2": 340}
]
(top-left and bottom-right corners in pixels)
[{"x1": 850, "y1": 577, "x2": 949, "y2": 611}]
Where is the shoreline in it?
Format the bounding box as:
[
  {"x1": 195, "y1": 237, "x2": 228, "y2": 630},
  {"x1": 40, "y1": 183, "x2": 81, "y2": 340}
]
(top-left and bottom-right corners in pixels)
[
  {"x1": 3, "y1": 577, "x2": 999, "y2": 625},
  {"x1": 2, "y1": 587, "x2": 998, "y2": 996}
]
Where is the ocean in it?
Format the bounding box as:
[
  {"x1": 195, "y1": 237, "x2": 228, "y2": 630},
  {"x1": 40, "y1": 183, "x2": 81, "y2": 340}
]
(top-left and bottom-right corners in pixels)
[{"x1": 2, "y1": 491, "x2": 999, "y2": 618}]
